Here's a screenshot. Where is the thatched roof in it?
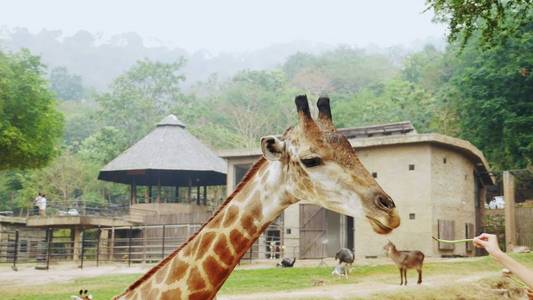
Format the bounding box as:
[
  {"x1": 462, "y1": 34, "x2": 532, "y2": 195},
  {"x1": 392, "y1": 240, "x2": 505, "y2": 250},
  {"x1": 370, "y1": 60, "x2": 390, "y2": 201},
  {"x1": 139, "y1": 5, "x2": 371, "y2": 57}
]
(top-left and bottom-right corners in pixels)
[{"x1": 98, "y1": 115, "x2": 226, "y2": 186}]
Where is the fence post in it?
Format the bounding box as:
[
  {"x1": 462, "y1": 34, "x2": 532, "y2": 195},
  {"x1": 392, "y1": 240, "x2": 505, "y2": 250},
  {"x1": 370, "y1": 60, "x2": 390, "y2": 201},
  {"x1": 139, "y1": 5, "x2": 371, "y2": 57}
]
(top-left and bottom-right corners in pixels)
[
  {"x1": 161, "y1": 225, "x2": 166, "y2": 259},
  {"x1": 503, "y1": 171, "x2": 517, "y2": 252},
  {"x1": 128, "y1": 226, "x2": 133, "y2": 267},
  {"x1": 96, "y1": 228, "x2": 101, "y2": 267},
  {"x1": 79, "y1": 229, "x2": 85, "y2": 269},
  {"x1": 46, "y1": 228, "x2": 52, "y2": 270},
  {"x1": 11, "y1": 230, "x2": 19, "y2": 271}
]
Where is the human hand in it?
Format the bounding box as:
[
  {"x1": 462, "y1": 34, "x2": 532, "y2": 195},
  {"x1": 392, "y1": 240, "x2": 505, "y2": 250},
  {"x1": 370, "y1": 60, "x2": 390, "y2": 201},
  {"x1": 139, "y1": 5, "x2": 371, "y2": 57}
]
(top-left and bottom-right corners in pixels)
[{"x1": 473, "y1": 233, "x2": 503, "y2": 256}]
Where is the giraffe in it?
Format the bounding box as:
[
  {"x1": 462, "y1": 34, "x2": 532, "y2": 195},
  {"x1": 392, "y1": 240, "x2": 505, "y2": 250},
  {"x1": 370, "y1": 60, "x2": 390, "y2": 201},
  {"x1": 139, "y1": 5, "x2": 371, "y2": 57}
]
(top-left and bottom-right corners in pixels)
[{"x1": 114, "y1": 95, "x2": 401, "y2": 300}]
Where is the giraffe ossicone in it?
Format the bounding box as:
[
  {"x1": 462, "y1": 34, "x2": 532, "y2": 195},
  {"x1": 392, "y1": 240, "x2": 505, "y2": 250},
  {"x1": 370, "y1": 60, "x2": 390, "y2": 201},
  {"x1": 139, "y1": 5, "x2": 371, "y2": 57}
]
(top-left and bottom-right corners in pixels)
[{"x1": 114, "y1": 95, "x2": 400, "y2": 300}]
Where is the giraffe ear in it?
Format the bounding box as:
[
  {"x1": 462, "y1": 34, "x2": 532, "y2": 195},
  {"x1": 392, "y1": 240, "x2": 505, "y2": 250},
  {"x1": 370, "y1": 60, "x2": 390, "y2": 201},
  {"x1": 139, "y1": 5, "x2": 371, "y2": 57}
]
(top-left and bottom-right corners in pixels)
[{"x1": 261, "y1": 136, "x2": 285, "y2": 161}]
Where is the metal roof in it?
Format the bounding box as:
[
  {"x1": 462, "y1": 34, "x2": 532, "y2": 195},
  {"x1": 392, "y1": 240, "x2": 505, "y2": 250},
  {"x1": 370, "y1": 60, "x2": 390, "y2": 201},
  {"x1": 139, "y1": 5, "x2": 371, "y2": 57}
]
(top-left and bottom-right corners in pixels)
[{"x1": 98, "y1": 115, "x2": 226, "y2": 186}]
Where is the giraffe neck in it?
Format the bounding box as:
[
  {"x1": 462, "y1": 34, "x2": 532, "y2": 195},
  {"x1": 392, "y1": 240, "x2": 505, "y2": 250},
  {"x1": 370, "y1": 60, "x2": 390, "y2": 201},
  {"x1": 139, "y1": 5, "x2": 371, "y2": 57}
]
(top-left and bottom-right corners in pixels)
[{"x1": 117, "y1": 158, "x2": 295, "y2": 300}]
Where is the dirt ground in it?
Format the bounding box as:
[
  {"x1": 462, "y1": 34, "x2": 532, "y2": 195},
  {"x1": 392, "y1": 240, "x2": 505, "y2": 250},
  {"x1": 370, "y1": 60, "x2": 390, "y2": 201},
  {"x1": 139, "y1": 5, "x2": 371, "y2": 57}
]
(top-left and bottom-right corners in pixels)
[
  {"x1": 218, "y1": 272, "x2": 494, "y2": 300},
  {"x1": 0, "y1": 256, "x2": 476, "y2": 287}
]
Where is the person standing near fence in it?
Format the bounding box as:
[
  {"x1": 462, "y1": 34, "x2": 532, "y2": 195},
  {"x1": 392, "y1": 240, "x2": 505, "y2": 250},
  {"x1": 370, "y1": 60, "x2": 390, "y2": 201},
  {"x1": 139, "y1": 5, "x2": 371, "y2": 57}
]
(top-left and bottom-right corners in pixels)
[
  {"x1": 33, "y1": 193, "x2": 42, "y2": 216},
  {"x1": 39, "y1": 194, "x2": 47, "y2": 217}
]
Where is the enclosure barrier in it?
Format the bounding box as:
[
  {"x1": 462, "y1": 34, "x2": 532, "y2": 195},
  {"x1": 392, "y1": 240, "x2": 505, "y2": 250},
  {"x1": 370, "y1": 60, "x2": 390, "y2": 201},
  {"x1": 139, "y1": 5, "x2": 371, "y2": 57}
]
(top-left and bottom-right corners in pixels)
[{"x1": 0, "y1": 224, "x2": 293, "y2": 270}]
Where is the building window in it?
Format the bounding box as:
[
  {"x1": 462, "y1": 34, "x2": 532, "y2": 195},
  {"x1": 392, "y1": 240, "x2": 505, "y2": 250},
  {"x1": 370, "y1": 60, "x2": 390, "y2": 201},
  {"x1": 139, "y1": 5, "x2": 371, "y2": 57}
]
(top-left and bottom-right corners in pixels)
[
  {"x1": 20, "y1": 240, "x2": 28, "y2": 253},
  {"x1": 409, "y1": 213, "x2": 415, "y2": 220},
  {"x1": 409, "y1": 164, "x2": 415, "y2": 171},
  {"x1": 372, "y1": 172, "x2": 378, "y2": 178},
  {"x1": 286, "y1": 228, "x2": 291, "y2": 234},
  {"x1": 443, "y1": 157, "x2": 447, "y2": 164}
]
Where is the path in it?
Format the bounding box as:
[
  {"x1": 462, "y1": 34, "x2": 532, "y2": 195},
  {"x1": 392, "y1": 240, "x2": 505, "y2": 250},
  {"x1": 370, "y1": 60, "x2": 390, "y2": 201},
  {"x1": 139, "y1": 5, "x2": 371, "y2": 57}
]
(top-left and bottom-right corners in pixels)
[{"x1": 218, "y1": 272, "x2": 496, "y2": 300}]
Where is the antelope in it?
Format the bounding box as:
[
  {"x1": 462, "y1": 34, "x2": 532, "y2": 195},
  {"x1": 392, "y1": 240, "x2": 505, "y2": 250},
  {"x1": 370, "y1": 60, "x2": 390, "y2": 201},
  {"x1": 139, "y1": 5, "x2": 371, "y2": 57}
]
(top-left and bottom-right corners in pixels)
[{"x1": 383, "y1": 241, "x2": 424, "y2": 285}]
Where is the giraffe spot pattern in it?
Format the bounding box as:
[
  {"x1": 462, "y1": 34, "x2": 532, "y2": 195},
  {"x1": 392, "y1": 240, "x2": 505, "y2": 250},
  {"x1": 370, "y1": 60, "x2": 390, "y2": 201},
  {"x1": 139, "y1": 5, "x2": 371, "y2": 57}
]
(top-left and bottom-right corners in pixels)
[
  {"x1": 247, "y1": 199, "x2": 263, "y2": 218},
  {"x1": 203, "y1": 255, "x2": 231, "y2": 289},
  {"x1": 165, "y1": 258, "x2": 188, "y2": 285},
  {"x1": 196, "y1": 232, "x2": 216, "y2": 260},
  {"x1": 190, "y1": 290, "x2": 213, "y2": 300},
  {"x1": 187, "y1": 267, "x2": 207, "y2": 291},
  {"x1": 160, "y1": 288, "x2": 181, "y2": 300},
  {"x1": 229, "y1": 229, "x2": 250, "y2": 254},
  {"x1": 240, "y1": 212, "x2": 257, "y2": 236},
  {"x1": 206, "y1": 212, "x2": 223, "y2": 229},
  {"x1": 213, "y1": 235, "x2": 234, "y2": 266},
  {"x1": 154, "y1": 262, "x2": 170, "y2": 284},
  {"x1": 222, "y1": 205, "x2": 239, "y2": 227}
]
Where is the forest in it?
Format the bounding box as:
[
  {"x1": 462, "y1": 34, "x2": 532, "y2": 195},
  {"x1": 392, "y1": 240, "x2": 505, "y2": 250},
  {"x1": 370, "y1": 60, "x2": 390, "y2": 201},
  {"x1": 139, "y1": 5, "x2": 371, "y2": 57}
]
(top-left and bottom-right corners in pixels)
[{"x1": 0, "y1": 1, "x2": 531, "y2": 211}]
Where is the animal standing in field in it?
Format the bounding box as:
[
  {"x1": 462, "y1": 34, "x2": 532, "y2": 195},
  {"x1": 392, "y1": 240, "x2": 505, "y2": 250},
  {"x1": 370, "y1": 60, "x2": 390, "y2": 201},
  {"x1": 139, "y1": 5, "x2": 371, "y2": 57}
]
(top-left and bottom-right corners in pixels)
[
  {"x1": 113, "y1": 96, "x2": 401, "y2": 300},
  {"x1": 333, "y1": 248, "x2": 355, "y2": 278},
  {"x1": 383, "y1": 241, "x2": 425, "y2": 285},
  {"x1": 71, "y1": 289, "x2": 92, "y2": 300},
  {"x1": 277, "y1": 257, "x2": 296, "y2": 268}
]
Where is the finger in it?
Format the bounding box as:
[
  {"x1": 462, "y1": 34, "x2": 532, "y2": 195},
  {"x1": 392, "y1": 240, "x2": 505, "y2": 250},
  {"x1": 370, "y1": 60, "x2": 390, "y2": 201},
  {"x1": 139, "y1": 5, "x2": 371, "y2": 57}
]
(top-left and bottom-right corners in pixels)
[
  {"x1": 473, "y1": 238, "x2": 488, "y2": 248},
  {"x1": 477, "y1": 233, "x2": 492, "y2": 239}
]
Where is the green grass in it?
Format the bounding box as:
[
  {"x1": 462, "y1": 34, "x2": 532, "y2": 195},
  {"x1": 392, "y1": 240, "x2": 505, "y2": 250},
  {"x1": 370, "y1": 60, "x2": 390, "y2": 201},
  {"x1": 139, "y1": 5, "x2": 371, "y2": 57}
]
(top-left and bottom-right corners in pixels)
[{"x1": 1, "y1": 254, "x2": 532, "y2": 300}]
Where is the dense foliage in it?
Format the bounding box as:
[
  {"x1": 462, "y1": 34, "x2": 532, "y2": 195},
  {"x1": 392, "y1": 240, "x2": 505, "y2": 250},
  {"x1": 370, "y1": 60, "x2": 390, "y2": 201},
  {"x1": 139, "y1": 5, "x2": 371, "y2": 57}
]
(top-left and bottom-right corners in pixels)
[
  {"x1": 427, "y1": 0, "x2": 532, "y2": 47},
  {"x1": 0, "y1": 50, "x2": 63, "y2": 171}
]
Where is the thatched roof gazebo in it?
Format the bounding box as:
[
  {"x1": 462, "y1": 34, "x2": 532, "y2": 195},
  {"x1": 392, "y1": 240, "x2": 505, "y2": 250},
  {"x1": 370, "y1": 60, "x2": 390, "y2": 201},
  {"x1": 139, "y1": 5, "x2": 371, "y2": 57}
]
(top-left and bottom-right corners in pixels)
[{"x1": 98, "y1": 115, "x2": 226, "y2": 206}]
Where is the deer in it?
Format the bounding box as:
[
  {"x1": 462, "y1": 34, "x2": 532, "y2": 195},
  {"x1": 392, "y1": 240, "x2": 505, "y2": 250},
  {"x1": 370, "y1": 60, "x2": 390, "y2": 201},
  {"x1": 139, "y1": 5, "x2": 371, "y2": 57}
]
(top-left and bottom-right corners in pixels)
[{"x1": 383, "y1": 241, "x2": 424, "y2": 285}]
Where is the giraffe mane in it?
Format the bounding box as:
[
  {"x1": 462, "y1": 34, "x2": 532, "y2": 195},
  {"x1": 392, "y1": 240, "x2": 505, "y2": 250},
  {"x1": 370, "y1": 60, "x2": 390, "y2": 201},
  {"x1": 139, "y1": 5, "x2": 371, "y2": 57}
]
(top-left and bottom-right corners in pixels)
[{"x1": 118, "y1": 157, "x2": 268, "y2": 297}]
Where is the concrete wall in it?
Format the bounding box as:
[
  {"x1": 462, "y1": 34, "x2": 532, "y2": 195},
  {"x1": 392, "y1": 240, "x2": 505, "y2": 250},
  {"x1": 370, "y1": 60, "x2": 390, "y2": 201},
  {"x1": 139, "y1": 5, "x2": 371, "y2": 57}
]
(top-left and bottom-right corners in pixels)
[
  {"x1": 430, "y1": 146, "x2": 477, "y2": 257},
  {"x1": 354, "y1": 144, "x2": 434, "y2": 257}
]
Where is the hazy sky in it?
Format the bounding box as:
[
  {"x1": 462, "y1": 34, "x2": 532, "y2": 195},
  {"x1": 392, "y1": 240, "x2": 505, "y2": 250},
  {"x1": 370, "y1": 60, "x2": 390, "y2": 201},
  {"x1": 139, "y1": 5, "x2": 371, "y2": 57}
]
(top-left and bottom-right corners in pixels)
[{"x1": 1, "y1": 0, "x2": 446, "y2": 52}]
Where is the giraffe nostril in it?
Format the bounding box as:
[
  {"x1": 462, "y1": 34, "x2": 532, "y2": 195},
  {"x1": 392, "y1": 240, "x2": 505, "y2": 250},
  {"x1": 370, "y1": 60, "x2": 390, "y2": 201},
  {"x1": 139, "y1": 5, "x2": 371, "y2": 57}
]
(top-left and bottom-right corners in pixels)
[{"x1": 376, "y1": 195, "x2": 395, "y2": 210}]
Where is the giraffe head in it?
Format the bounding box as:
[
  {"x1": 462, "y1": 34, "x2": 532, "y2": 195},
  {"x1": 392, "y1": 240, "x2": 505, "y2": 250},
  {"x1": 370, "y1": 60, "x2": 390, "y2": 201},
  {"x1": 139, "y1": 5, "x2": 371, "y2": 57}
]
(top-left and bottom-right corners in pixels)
[{"x1": 260, "y1": 95, "x2": 400, "y2": 234}]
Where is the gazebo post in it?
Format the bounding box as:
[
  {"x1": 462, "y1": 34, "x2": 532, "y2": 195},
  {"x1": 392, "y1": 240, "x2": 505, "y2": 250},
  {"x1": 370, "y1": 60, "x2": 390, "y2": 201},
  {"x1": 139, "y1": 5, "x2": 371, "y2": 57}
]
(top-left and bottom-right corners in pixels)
[
  {"x1": 175, "y1": 185, "x2": 180, "y2": 203},
  {"x1": 157, "y1": 173, "x2": 161, "y2": 204},
  {"x1": 203, "y1": 186, "x2": 207, "y2": 205},
  {"x1": 148, "y1": 186, "x2": 152, "y2": 204},
  {"x1": 187, "y1": 177, "x2": 192, "y2": 204},
  {"x1": 130, "y1": 178, "x2": 137, "y2": 205},
  {"x1": 196, "y1": 185, "x2": 200, "y2": 205}
]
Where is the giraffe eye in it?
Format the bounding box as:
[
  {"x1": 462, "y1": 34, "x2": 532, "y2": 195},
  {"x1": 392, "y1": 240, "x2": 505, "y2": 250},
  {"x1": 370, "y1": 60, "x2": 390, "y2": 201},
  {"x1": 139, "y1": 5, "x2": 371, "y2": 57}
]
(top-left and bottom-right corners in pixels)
[{"x1": 301, "y1": 156, "x2": 323, "y2": 168}]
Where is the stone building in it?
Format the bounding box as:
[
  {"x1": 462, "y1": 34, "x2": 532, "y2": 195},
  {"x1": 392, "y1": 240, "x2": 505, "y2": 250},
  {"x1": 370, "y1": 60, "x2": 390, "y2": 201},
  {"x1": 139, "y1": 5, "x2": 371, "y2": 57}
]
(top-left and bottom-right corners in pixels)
[{"x1": 219, "y1": 121, "x2": 494, "y2": 258}]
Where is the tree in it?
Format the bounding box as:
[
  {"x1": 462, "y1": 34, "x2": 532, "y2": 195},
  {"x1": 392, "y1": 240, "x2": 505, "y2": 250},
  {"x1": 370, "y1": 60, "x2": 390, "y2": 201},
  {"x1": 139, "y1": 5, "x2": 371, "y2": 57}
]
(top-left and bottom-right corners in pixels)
[
  {"x1": 96, "y1": 58, "x2": 186, "y2": 146},
  {"x1": 332, "y1": 79, "x2": 438, "y2": 133},
  {"x1": 445, "y1": 19, "x2": 533, "y2": 170},
  {"x1": 426, "y1": 0, "x2": 532, "y2": 47},
  {"x1": 78, "y1": 126, "x2": 127, "y2": 164},
  {"x1": 49, "y1": 66, "x2": 84, "y2": 100},
  {"x1": 0, "y1": 49, "x2": 64, "y2": 170}
]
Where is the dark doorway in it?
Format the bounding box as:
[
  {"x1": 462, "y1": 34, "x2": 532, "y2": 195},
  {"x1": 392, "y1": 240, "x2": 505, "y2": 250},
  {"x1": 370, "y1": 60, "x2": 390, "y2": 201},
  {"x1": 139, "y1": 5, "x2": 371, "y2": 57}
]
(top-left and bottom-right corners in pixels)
[{"x1": 346, "y1": 216, "x2": 354, "y2": 252}]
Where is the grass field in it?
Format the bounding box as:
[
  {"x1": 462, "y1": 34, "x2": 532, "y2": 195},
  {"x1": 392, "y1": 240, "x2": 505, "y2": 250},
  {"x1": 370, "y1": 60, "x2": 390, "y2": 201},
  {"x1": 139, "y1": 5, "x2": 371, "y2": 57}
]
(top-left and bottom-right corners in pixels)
[{"x1": 1, "y1": 254, "x2": 532, "y2": 299}]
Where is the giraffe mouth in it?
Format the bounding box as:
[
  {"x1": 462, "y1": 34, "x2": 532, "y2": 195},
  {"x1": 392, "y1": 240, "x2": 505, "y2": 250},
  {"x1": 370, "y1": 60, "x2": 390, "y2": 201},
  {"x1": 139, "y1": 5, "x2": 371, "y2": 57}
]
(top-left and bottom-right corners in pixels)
[{"x1": 366, "y1": 216, "x2": 394, "y2": 234}]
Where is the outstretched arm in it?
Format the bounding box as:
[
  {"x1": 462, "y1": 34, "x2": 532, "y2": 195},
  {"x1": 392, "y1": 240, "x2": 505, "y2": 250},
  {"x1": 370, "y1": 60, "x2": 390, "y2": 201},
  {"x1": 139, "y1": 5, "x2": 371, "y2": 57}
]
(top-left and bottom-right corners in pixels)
[{"x1": 473, "y1": 233, "x2": 533, "y2": 288}]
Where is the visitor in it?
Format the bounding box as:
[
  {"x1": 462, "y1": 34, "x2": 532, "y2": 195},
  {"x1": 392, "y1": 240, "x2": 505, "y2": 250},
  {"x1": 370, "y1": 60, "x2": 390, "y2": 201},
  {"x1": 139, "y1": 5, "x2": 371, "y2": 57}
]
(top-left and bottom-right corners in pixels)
[
  {"x1": 33, "y1": 193, "x2": 42, "y2": 216},
  {"x1": 39, "y1": 194, "x2": 47, "y2": 217},
  {"x1": 473, "y1": 233, "x2": 533, "y2": 297}
]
